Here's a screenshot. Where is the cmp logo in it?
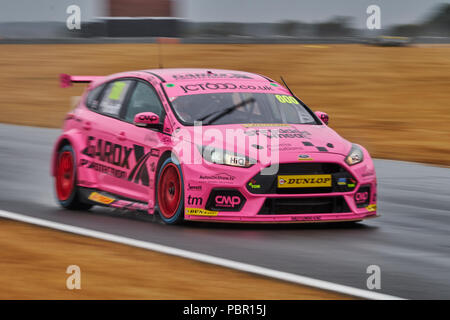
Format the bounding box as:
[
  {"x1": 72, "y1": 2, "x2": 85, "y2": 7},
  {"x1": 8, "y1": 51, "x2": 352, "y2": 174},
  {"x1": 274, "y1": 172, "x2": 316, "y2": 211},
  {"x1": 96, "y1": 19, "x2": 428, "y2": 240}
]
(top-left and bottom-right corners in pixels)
[
  {"x1": 214, "y1": 195, "x2": 241, "y2": 208},
  {"x1": 81, "y1": 136, "x2": 153, "y2": 186},
  {"x1": 206, "y1": 189, "x2": 246, "y2": 211}
]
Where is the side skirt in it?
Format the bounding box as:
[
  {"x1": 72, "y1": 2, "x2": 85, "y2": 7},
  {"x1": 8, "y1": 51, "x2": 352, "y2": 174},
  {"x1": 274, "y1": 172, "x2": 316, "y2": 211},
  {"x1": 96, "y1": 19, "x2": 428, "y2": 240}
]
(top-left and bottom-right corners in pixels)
[{"x1": 78, "y1": 187, "x2": 149, "y2": 213}]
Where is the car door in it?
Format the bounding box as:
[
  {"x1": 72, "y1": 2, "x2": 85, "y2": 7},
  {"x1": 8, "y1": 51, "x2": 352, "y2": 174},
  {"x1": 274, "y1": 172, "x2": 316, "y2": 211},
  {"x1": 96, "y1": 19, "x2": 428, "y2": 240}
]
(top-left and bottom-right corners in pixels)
[
  {"x1": 106, "y1": 79, "x2": 167, "y2": 204},
  {"x1": 82, "y1": 78, "x2": 135, "y2": 196}
]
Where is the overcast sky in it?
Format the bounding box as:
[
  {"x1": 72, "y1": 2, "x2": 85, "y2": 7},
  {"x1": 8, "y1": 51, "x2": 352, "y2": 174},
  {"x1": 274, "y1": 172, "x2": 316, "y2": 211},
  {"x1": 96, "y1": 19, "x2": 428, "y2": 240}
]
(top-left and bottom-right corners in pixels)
[
  {"x1": 176, "y1": 0, "x2": 449, "y2": 28},
  {"x1": 0, "y1": 0, "x2": 448, "y2": 28}
]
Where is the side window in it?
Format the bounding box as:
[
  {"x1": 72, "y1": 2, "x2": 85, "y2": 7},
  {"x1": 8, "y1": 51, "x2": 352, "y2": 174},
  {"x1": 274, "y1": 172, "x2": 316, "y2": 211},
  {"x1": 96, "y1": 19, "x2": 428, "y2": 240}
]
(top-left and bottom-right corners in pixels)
[
  {"x1": 85, "y1": 84, "x2": 105, "y2": 110},
  {"x1": 124, "y1": 82, "x2": 163, "y2": 123},
  {"x1": 98, "y1": 80, "x2": 132, "y2": 117}
]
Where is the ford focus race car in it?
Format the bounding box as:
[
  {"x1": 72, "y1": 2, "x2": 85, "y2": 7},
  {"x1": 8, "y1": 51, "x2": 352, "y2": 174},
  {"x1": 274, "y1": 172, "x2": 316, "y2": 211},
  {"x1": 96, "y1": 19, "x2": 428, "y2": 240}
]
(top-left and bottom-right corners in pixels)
[{"x1": 52, "y1": 68, "x2": 377, "y2": 224}]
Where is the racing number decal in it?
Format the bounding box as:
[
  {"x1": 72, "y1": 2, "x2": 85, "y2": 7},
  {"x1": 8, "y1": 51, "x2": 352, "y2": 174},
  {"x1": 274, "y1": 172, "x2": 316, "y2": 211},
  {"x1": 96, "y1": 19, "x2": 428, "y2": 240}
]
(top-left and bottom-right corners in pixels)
[
  {"x1": 108, "y1": 81, "x2": 127, "y2": 100},
  {"x1": 275, "y1": 95, "x2": 299, "y2": 104}
]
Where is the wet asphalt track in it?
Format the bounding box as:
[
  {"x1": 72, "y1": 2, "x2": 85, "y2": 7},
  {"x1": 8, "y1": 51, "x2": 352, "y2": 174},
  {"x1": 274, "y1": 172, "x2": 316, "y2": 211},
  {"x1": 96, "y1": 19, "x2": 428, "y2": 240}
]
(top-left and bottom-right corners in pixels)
[{"x1": 0, "y1": 123, "x2": 449, "y2": 299}]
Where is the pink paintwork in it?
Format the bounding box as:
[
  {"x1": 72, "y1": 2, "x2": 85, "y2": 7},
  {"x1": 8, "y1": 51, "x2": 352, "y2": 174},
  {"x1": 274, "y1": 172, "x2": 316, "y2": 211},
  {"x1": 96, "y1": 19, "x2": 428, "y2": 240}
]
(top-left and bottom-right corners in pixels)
[
  {"x1": 52, "y1": 68, "x2": 378, "y2": 224},
  {"x1": 314, "y1": 111, "x2": 329, "y2": 125},
  {"x1": 59, "y1": 74, "x2": 103, "y2": 88}
]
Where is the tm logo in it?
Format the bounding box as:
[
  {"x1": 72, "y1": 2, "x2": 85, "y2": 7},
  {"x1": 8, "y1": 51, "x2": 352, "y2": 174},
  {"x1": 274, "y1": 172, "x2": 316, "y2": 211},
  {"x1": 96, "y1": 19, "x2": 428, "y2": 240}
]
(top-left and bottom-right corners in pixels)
[{"x1": 187, "y1": 195, "x2": 202, "y2": 206}]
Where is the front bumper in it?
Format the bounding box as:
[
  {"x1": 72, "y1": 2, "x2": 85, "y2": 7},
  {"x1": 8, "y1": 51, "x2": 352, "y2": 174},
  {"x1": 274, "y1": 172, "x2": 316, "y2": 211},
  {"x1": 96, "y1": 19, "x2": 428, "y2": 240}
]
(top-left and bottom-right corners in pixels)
[{"x1": 182, "y1": 152, "x2": 378, "y2": 223}]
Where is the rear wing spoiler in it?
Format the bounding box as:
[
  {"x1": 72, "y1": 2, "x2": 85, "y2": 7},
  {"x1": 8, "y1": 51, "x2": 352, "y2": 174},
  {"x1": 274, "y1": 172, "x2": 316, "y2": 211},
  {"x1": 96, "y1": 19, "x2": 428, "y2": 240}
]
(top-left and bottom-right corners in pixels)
[{"x1": 60, "y1": 73, "x2": 103, "y2": 88}]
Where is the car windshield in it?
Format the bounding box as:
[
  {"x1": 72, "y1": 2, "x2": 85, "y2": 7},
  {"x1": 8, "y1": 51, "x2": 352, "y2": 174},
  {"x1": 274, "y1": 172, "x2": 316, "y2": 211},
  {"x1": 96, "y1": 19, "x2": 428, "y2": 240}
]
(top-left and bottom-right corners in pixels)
[{"x1": 170, "y1": 92, "x2": 318, "y2": 126}]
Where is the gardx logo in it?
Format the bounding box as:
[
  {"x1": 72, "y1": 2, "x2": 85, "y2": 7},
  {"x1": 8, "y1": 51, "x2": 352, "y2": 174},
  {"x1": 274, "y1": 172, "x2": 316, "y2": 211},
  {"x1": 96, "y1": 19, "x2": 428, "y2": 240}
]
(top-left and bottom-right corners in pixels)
[{"x1": 81, "y1": 136, "x2": 151, "y2": 186}]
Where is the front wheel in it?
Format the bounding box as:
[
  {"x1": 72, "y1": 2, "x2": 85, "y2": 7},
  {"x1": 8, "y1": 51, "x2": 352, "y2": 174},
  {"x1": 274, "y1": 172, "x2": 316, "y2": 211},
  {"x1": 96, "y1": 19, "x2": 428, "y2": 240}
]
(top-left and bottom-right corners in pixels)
[
  {"x1": 55, "y1": 145, "x2": 92, "y2": 210},
  {"x1": 156, "y1": 158, "x2": 185, "y2": 224}
]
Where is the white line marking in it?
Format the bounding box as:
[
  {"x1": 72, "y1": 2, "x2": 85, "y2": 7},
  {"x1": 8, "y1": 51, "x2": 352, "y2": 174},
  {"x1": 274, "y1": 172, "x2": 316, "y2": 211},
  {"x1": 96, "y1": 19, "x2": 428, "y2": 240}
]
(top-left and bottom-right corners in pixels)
[{"x1": 0, "y1": 209, "x2": 404, "y2": 300}]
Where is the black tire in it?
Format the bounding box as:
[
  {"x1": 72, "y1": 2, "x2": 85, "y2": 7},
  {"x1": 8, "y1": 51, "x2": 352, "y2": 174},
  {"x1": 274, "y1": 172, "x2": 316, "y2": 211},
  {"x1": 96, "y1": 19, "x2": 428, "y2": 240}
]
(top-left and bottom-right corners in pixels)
[{"x1": 54, "y1": 145, "x2": 92, "y2": 210}]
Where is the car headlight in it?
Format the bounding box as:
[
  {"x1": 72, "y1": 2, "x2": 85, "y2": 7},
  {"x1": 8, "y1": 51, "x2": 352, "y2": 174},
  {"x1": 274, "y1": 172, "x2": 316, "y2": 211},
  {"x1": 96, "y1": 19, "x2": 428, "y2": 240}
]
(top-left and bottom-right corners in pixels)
[
  {"x1": 345, "y1": 144, "x2": 364, "y2": 166},
  {"x1": 198, "y1": 146, "x2": 255, "y2": 168}
]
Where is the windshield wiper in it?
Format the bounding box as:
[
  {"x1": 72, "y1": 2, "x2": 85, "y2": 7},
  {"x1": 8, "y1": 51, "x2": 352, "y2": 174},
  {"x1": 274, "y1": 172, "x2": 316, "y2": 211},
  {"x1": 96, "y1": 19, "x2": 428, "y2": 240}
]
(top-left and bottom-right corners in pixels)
[{"x1": 197, "y1": 98, "x2": 255, "y2": 125}]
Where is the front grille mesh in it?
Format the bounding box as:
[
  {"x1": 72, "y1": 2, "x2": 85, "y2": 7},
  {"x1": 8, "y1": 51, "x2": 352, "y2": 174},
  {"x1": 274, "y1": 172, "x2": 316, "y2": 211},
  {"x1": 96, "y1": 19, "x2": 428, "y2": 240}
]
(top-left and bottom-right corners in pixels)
[
  {"x1": 258, "y1": 196, "x2": 350, "y2": 215},
  {"x1": 246, "y1": 162, "x2": 356, "y2": 194}
]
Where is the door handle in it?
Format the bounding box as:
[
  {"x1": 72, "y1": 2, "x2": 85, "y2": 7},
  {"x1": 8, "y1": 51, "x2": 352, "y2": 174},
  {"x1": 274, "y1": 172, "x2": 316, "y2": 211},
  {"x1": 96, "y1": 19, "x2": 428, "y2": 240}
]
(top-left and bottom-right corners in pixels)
[{"x1": 117, "y1": 131, "x2": 127, "y2": 141}]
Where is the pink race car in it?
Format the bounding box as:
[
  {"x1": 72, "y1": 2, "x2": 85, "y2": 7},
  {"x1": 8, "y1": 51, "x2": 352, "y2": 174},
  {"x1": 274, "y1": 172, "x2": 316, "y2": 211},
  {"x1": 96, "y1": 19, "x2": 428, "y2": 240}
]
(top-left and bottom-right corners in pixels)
[{"x1": 52, "y1": 68, "x2": 377, "y2": 224}]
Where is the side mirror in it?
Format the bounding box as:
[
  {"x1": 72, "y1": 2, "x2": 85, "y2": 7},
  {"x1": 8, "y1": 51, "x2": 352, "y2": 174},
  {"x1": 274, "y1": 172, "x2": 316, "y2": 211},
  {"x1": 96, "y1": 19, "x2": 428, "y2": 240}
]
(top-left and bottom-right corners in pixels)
[
  {"x1": 315, "y1": 111, "x2": 329, "y2": 125},
  {"x1": 134, "y1": 112, "x2": 161, "y2": 129}
]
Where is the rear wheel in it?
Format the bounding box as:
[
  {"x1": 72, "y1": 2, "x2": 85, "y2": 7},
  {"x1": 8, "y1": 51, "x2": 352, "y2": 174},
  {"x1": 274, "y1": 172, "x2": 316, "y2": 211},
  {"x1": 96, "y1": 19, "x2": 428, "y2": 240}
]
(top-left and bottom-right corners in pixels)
[
  {"x1": 156, "y1": 158, "x2": 184, "y2": 224},
  {"x1": 55, "y1": 145, "x2": 92, "y2": 210}
]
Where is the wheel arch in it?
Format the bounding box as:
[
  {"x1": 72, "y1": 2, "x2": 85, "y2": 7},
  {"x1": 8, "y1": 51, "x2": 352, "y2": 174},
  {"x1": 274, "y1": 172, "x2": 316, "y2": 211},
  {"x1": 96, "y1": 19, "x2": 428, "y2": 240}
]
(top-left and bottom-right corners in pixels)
[
  {"x1": 51, "y1": 130, "x2": 84, "y2": 177},
  {"x1": 152, "y1": 149, "x2": 183, "y2": 206}
]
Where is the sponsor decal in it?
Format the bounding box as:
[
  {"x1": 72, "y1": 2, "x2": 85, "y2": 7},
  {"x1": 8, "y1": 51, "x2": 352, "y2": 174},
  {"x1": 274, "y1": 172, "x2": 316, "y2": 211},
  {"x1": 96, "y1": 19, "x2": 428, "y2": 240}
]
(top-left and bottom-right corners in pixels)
[
  {"x1": 179, "y1": 83, "x2": 273, "y2": 93},
  {"x1": 337, "y1": 178, "x2": 347, "y2": 185},
  {"x1": 228, "y1": 156, "x2": 246, "y2": 166},
  {"x1": 138, "y1": 114, "x2": 158, "y2": 122},
  {"x1": 291, "y1": 216, "x2": 322, "y2": 221},
  {"x1": 347, "y1": 178, "x2": 356, "y2": 188},
  {"x1": 187, "y1": 183, "x2": 202, "y2": 191},
  {"x1": 244, "y1": 128, "x2": 311, "y2": 139},
  {"x1": 88, "y1": 192, "x2": 115, "y2": 204},
  {"x1": 82, "y1": 136, "x2": 152, "y2": 186},
  {"x1": 241, "y1": 123, "x2": 290, "y2": 128},
  {"x1": 206, "y1": 189, "x2": 246, "y2": 211},
  {"x1": 248, "y1": 179, "x2": 261, "y2": 189},
  {"x1": 268, "y1": 143, "x2": 304, "y2": 152},
  {"x1": 187, "y1": 195, "x2": 203, "y2": 206},
  {"x1": 298, "y1": 154, "x2": 313, "y2": 161},
  {"x1": 214, "y1": 195, "x2": 241, "y2": 208},
  {"x1": 80, "y1": 159, "x2": 127, "y2": 179},
  {"x1": 366, "y1": 204, "x2": 377, "y2": 212},
  {"x1": 111, "y1": 200, "x2": 147, "y2": 211},
  {"x1": 172, "y1": 72, "x2": 252, "y2": 80},
  {"x1": 185, "y1": 208, "x2": 218, "y2": 216},
  {"x1": 275, "y1": 95, "x2": 299, "y2": 104},
  {"x1": 355, "y1": 186, "x2": 371, "y2": 207},
  {"x1": 199, "y1": 172, "x2": 236, "y2": 183},
  {"x1": 319, "y1": 113, "x2": 329, "y2": 123},
  {"x1": 355, "y1": 191, "x2": 369, "y2": 204},
  {"x1": 277, "y1": 174, "x2": 332, "y2": 188},
  {"x1": 82, "y1": 136, "x2": 132, "y2": 169}
]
